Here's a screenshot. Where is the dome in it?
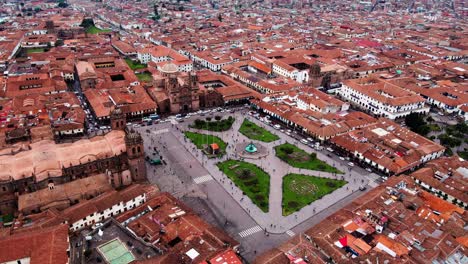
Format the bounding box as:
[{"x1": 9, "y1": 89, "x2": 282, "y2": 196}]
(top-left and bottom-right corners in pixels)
[{"x1": 160, "y1": 62, "x2": 178, "y2": 74}]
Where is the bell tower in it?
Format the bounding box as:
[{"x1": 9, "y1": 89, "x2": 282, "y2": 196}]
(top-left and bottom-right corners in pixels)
[
  {"x1": 110, "y1": 107, "x2": 126, "y2": 130},
  {"x1": 125, "y1": 129, "x2": 147, "y2": 182},
  {"x1": 189, "y1": 71, "x2": 198, "y2": 89}
]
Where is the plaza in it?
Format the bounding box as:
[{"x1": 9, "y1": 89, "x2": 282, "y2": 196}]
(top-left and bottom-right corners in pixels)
[
  {"x1": 136, "y1": 109, "x2": 380, "y2": 261},
  {"x1": 176, "y1": 112, "x2": 371, "y2": 233}
]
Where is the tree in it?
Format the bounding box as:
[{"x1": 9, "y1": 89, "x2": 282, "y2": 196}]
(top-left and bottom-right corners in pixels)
[
  {"x1": 282, "y1": 146, "x2": 294, "y2": 155},
  {"x1": 309, "y1": 152, "x2": 317, "y2": 160},
  {"x1": 214, "y1": 115, "x2": 221, "y2": 121},
  {"x1": 206, "y1": 117, "x2": 212, "y2": 122},
  {"x1": 80, "y1": 18, "x2": 95, "y2": 28},
  {"x1": 194, "y1": 119, "x2": 204, "y2": 127},
  {"x1": 405, "y1": 113, "x2": 430, "y2": 136},
  {"x1": 438, "y1": 134, "x2": 461, "y2": 148},
  {"x1": 153, "y1": 3, "x2": 159, "y2": 17},
  {"x1": 241, "y1": 169, "x2": 250, "y2": 178},
  {"x1": 57, "y1": 0, "x2": 68, "y2": 8}
]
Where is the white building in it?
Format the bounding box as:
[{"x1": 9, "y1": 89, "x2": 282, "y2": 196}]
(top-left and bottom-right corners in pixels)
[
  {"x1": 272, "y1": 60, "x2": 309, "y2": 83},
  {"x1": 339, "y1": 78, "x2": 429, "y2": 119},
  {"x1": 191, "y1": 53, "x2": 235, "y2": 72},
  {"x1": 137, "y1": 46, "x2": 193, "y2": 72},
  {"x1": 296, "y1": 88, "x2": 349, "y2": 114},
  {"x1": 67, "y1": 185, "x2": 147, "y2": 232}
]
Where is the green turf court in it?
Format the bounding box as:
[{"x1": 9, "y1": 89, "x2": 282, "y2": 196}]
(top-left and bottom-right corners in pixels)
[{"x1": 97, "y1": 238, "x2": 135, "y2": 264}]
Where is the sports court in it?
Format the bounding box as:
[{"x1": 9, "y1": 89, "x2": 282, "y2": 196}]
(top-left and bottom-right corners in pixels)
[{"x1": 97, "y1": 238, "x2": 135, "y2": 264}]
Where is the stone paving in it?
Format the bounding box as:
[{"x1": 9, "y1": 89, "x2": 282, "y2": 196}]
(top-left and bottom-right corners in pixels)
[{"x1": 174, "y1": 111, "x2": 374, "y2": 234}]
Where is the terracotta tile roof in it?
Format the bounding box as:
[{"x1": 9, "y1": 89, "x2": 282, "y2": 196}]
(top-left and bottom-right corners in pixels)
[
  {"x1": 0, "y1": 224, "x2": 69, "y2": 264},
  {"x1": 0, "y1": 130, "x2": 126, "y2": 182}
]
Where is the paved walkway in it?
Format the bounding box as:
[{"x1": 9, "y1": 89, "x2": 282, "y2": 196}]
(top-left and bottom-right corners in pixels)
[{"x1": 172, "y1": 112, "x2": 373, "y2": 233}]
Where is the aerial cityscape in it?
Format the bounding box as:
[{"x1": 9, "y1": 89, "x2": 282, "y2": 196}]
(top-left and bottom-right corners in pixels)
[{"x1": 0, "y1": 0, "x2": 466, "y2": 263}]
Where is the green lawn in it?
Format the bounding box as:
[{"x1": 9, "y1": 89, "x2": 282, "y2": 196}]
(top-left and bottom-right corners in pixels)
[
  {"x1": 125, "y1": 58, "x2": 147, "y2": 70},
  {"x1": 86, "y1": 25, "x2": 111, "y2": 34},
  {"x1": 217, "y1": 160, "x2": 270, "y2": 212},
  {"x1": 427, "y1": 124, "x2": 441, "y2": 132},
  {"x1": 190, "y1": 116, "x2": 235, "y2": 132},
  {"x1": 239, "y1": 119, "x2": 279, "y2": 142},
  {"x1": 27, "y1": 48, "x2": 45, "y2": 54},
  {"x1": 458, "y1": 151, "x2": 468, "y2": 160},
  {"x1": 136, "y1": 72, "x2": 153, "y2": 82},
  {"x1": 184, "y1": 131, "x2": 227, "y2": 157},
  {"x1": 275, "y1": 143, "x2": 342, "y2": 174},
  {"x1": 282, "y1": 173, "x2": 347, "y2": 216}
]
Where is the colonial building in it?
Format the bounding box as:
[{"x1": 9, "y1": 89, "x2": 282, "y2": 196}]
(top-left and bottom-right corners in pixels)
[
  {"x1": 0, "y1": 108, "x2": 147, "y2": 215},
  {"x1": 150, "y1": 63, "x2": 200, "y2": 113},
  {"x1": 338, "y1": 76, "x2": 429, "y2": 119}
]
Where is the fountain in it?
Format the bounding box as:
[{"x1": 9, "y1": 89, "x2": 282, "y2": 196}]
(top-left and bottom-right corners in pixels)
[
  {"x1": 235, "y1": 141, "x2": 267, "y2": 159},
  {"x1": 245, "y1": 142, "x2": 258, "y2": 153}
]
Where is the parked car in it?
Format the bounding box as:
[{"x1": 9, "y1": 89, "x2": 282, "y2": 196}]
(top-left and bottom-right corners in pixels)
[
  {"x1": 339, "y1": 156, "x2": 345, "y2": 161},
  {"x1": 300, "y1": 139, "x2": 309, "y2": 145},
  {"x1": 92, "y1": 223, "x2": 104, "y2": 230},
  {"x1": 347, "y1": 162, "x2": 354, "y2": 167},
  {"x1": 365, "y1": 168, "x2": 372, "y2": 173},
  {"x1": 359, "y1": 186, "x2": 367, "y2": 191},
  {"x1": 274, "y1": 124, "x2": 281, "y2": 130},
  {"x1": 326, "y1": 147, "x2": 334, "y2": 152}
]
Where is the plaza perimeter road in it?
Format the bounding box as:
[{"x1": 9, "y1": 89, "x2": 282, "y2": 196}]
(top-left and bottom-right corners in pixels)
[{"x1": 136, "y1": 110, "x2": 379, "y2": 261}]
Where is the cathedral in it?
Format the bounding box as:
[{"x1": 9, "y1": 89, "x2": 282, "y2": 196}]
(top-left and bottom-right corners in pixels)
[
  {"x1": 150, "y1": 63, "x2": 200, "y2": 114},
  {"x1": 0, "y1": 107, "x2": 147, "y2": 215}
]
